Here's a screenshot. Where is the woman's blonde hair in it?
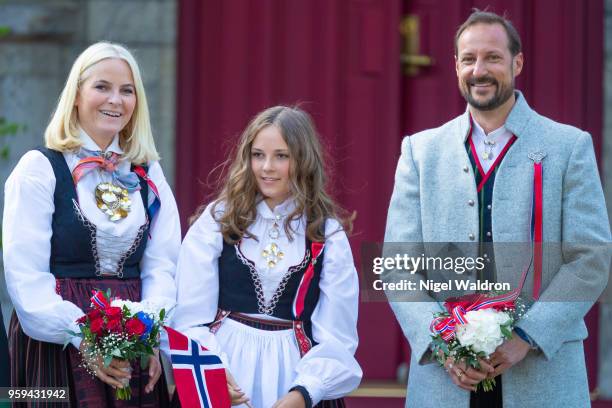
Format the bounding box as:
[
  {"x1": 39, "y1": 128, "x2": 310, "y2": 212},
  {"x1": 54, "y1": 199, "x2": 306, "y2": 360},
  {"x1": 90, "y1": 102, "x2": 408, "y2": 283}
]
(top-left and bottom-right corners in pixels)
[
  {"x1": 207, "y1": 105, "x2": 354, "y2": 243},
  {"x1": 44, "y1": 41, "x2": 159, "y2": 164}
]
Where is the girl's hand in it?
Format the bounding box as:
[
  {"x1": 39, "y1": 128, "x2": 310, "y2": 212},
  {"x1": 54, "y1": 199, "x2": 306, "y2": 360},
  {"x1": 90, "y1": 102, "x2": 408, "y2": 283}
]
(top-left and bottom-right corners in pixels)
[
  {"x1": 225, "y1": 369, "x2": 251, "y2": 406},
  {"x1": 145, "y1": 349, "x2": 162, "y2": 393},
  {"x1": 272, "y1": 391, "x2": 306, "y2": 408}
]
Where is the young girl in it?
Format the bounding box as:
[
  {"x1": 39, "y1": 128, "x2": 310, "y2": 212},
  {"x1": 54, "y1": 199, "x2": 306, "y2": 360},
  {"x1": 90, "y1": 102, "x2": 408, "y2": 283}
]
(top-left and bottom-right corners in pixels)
[
  {"x1": 171, "y1": 106, "x2": 362, "y2": 407},
  {"x1": 4, "y1": 42, "x2": 180, "y2": 406}
]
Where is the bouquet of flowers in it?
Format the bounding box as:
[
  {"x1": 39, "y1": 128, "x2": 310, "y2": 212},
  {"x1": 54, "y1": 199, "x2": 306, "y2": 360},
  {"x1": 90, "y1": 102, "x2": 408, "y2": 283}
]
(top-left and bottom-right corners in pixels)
[
  {"x1": 429, "y1": 292, "x2": 525, "y2": 391},
  {"x1": 67, "y1": 289, "x2": 167, "y2": 400}
]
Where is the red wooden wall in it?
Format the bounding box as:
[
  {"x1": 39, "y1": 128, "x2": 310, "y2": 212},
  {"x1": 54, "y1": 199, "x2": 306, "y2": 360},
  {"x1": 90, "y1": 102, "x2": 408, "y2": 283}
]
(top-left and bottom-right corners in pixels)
[
  {"x1": 176, "y1": 0, "x2": 402, "y2": 380},
  {"x1": 176, "y1": 0, "x2": 606, "y2": 399}
]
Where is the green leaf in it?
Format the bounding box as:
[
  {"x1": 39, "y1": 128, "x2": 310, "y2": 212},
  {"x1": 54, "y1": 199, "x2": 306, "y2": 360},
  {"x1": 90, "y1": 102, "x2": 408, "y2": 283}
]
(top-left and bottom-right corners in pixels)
[
  {"x1": 0, "y1": 27, "x2": 11, "y2": 37},
  {"x1": 501, "y1": 325, "x2": 512, "y2": 339},
  {"x1": 1, "y1": 146, "x2": 10, "y2": 159},
  {"x1": 103, "y1": 355, "x2": 113, "y2": 367},
  {"x1": 159, "y1": 308, "x2": 165, "y2": 322},
  {"x1": 140, "y1": 356, "x2": 149, "y2": 370},
  {"x1": 112, "y1": 348, "x2": 123, "y2": 358}
]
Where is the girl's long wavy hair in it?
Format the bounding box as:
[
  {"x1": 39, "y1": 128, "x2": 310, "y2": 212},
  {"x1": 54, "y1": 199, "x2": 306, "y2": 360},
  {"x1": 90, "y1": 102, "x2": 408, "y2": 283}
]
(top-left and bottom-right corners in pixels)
[{"x1": 203, "y1": 105, "x2": 354, "y2": 243}]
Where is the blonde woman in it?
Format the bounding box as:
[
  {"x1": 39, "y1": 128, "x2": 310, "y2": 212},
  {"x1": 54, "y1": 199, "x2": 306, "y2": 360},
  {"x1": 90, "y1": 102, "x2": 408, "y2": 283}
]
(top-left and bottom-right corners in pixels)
[
  {"x1": 4, "y1": 42, "x2": 180, "y2": 406},
  {"x1": 172, "y1": 106, "x2": 362, "y2": 407}
]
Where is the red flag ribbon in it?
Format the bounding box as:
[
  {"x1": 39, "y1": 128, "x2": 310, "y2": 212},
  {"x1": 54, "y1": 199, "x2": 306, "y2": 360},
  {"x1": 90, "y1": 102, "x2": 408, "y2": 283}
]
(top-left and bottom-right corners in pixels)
[
  {"x1": 292, "y1": 242, "x2": 324, "y2": 319},
  {"x1": 532, "y1": 162, "x2": 543, "y2": 300},
  {"x1": 430, "y1": 289, "x2": 520, "y2": 341}
]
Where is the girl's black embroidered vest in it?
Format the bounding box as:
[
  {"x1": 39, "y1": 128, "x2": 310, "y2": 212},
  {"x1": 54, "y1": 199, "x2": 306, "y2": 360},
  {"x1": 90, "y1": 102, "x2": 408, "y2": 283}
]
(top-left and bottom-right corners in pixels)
[
  {"x1": 217, "y1": 230, "x2": 325, "y2": 344},
  {"x1": 37, "y1": 147, "x2": 150, "y2": 279}
]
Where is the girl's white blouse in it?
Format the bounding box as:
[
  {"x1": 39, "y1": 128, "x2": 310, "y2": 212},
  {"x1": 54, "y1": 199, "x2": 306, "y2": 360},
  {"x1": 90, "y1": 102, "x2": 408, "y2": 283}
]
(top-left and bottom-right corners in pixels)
[
  {"x1": 171, "y1": 199, "x2": 362, "y2": 404},
  {"x1": 3, "y1": 132, "x2": 181, "y2": 349}
]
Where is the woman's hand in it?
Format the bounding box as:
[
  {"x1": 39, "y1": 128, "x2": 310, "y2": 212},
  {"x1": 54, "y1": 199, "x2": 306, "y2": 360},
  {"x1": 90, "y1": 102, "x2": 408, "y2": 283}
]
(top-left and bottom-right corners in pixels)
[
  {"x1": 79, "y1": 341, "x2": 132, "y2": 389},
  {"x1": 225, "y1": 369, "x2": 251, "y2": 406},
  {"x1": 443, "y1": 356, "x2": 493, "y2": 392},
  {"x1": 145, "y1": 349, "x2": 162, "y2": 394},
  {"x1": 272, "y1": 391, "x2": 306, "y2": 408}
]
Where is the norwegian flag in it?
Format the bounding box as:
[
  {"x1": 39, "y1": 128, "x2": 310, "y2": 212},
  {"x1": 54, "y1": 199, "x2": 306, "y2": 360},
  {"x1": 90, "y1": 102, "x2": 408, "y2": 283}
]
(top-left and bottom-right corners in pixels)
[
  {"x1": 90, "y1": 290, "x2": 110, "y2": 309},
  {"x1": 165, "y1": 326, "x2": 230, "y2": 408}
]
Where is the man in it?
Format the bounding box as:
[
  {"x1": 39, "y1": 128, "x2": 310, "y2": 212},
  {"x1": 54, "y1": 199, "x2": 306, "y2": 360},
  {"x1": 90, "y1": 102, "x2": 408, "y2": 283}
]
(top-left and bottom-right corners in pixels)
[{"x1": 384, "y1": 10, "x2": 611, "y2": 408}]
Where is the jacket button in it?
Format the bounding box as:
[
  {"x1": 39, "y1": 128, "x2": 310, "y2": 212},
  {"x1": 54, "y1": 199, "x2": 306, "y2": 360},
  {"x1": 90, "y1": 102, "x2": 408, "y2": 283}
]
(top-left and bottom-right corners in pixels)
[
  {"x1": 486, "y1": 231, "x2": 492, "y2": 237},
  {"x1": 468, "y1": 200, "x2": 475, "y2": 206},
  {"x1": 463, "y1": 166, "x2": 469, "y2": 173},
  {"x1": 487, "y1": 204, "x2": 492, "y2": 210},
  {"x1": 468, "y1": 233, "x2": 475, "y2": 241}
]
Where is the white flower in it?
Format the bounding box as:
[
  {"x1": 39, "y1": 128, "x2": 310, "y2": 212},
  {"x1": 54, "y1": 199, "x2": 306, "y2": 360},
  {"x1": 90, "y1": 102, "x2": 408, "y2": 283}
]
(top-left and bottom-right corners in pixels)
[
  {"x1": 110, "y1": 298, "x2": 164, "y2": 320},
  {"x1": 455, "y1": 309, "x2": 511, "y2": 356},
  {"x1": 138, "y1": 299, "x2": 164, "y2": 317},
  {"x1": 110, "y1": 299, "x2": 143, "y2": 314}
]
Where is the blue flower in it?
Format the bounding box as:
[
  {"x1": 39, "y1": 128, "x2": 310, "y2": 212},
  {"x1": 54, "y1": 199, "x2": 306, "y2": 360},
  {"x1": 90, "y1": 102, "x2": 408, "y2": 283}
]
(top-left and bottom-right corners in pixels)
[{"x1": 135, "y1": 311, "x2": 154, "y2": 340}]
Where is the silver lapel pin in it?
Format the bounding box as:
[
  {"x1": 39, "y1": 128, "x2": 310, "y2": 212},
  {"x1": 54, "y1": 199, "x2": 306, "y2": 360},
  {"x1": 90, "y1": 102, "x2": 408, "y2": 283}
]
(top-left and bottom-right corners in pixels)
[{"x1": 528, "y1": 151, "x2": 547, "y2": 163}]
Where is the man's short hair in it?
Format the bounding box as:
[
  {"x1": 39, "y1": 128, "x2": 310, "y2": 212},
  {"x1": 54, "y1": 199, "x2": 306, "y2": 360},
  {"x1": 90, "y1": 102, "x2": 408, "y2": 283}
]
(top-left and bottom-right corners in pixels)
[{"x1": 454, "y1": 10, "x2": 522, "y2": 56}]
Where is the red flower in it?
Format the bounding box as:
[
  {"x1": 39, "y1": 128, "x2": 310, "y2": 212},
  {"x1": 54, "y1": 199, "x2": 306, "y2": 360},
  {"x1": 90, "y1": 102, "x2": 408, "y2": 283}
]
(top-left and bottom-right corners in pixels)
[
  {"x1": 90, "y1": 317, "x2": 105, "y2": 336},
  {"x1": 107, "y1": 317, "x2": 123, "y2": 333},
  {"x1": 87, "y1": 309, "x2": 102, "y2": 321},
  {"x1": 76, "y1": 315, "x2": 87, "y2": 324},
  {"x1": 125, "y1": 318, "x2": 145, "y2": 337},
  {"x1": 105, "y1": 306, "x2": 123, "y2": 319}
]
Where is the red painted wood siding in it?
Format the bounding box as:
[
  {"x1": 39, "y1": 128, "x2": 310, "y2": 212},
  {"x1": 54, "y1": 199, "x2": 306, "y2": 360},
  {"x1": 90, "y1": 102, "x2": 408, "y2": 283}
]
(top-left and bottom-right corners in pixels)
[
  {"x1": 177, "y1": 0, "x2": 605, "y2": 395},
  {"x1": 177, "y1": 0, "x2": 402, "y2": 379}
]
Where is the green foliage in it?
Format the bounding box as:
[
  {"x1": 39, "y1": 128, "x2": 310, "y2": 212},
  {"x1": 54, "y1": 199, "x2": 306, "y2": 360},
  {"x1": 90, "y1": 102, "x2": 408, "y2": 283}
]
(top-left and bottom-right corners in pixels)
[
  {"x1": 0, "y1": 22, "x2": 24, "y2": 160},
  {"x1": 0, "y1": 118, "x2": 23, "y2": 160}
]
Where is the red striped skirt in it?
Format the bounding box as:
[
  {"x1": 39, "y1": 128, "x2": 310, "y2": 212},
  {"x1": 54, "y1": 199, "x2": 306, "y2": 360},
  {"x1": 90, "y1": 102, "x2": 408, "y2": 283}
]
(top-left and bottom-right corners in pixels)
[{"x1": 9, "y1": 277, "x2": 169, "y2": 408}]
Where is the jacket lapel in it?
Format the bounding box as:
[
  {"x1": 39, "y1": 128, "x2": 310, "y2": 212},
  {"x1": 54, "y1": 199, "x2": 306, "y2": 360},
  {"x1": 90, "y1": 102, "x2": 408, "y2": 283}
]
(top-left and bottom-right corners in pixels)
[{"x1": 489, "y1": 93, "x2": 544, "y2": 286}]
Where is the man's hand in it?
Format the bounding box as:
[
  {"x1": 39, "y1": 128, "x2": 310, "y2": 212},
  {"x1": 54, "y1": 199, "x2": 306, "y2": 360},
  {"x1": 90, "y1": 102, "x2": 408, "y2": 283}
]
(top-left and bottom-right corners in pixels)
[
  {"x1": 272, "y1": 391, "x2": 306, "y2": 408},
  {"x1": 443, "y1": 356, "x2": 493, "y2": 392},
  {"x1": 488, "y1": 333, "x2": 531, "y2": 377}
]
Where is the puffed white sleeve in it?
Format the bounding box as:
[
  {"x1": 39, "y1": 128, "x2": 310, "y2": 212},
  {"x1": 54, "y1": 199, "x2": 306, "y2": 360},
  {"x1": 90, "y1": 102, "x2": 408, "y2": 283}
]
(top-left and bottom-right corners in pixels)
[
  {"x1": 167, "y1": 202, "x2": 228, "y2": 364},
  {"x1": 139, "y1": 161, "x2": 181, "y2": 315},
  {"x1": 3, "y1": 150, "x2": 84, "y2": 348},
  {"x1": 292, "y1": 218, "x2": 362, "y2": 404}
]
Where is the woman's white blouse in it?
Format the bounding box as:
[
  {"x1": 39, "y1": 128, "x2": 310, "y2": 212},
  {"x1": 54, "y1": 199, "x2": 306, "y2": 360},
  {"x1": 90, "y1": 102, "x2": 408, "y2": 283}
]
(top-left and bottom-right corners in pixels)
[
  {"x1": 3, "y1": 133, "x2": 181, "y2": 348},
  {"x1": 171, "y1": 199, "x2": 362, "y2": 404}
]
